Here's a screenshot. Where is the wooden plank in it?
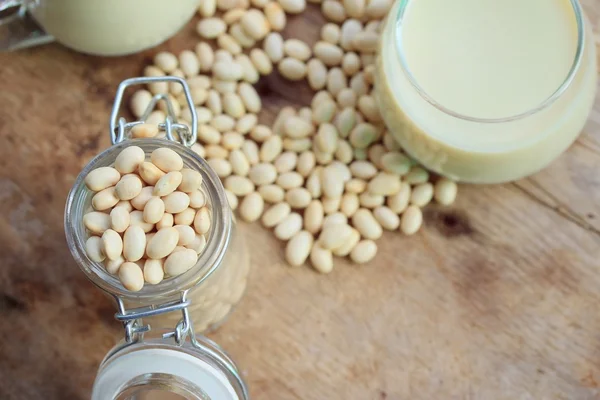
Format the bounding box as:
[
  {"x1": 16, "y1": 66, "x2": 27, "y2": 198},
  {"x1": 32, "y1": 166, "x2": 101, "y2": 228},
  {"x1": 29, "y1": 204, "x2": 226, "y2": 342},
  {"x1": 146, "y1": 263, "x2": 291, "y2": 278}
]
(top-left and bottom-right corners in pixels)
[{"x1": 0, "y1": 1, "x2": 599, "y2": 398}]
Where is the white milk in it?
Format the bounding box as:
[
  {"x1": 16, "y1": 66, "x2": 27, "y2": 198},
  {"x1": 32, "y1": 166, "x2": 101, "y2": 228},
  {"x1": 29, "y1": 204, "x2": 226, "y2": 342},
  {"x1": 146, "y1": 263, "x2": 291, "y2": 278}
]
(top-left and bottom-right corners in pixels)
[
  {"x1": 375, "y1": 0, "x2": 598, "y2": 183},
  {"x1": 30, "y1": 0, "x2": 199, "y2": 56}
]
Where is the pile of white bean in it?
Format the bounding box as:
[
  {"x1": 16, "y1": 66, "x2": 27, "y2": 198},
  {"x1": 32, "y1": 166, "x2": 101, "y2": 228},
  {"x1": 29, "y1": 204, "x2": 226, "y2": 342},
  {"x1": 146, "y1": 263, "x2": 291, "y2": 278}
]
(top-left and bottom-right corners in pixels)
[
  {"x1": 83, "y1": 145, "x2": 210, "y2": 291},
  {"x1": 129, "y1": 0, "x2": 458, "y2": 273}
]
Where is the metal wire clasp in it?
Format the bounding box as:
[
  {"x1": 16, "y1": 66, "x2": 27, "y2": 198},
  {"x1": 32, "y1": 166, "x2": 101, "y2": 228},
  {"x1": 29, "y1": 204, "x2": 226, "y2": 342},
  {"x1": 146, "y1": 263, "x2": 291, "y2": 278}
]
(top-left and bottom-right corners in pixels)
[
  {"x1": 109, "y1": 76, "x2": 198, "y2": 147},
  {"x1": 113, "y1": 290, "x2": 194, "y2": 345}
]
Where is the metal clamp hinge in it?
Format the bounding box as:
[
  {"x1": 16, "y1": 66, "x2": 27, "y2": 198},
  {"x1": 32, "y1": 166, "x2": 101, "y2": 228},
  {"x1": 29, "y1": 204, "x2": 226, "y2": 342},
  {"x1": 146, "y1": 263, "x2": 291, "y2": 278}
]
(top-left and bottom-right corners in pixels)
[
  {"x1": 109, "y1": 76, "x2": 198, "y2": 147},
  {"x1": 113, "y1": 290, "x2": 193, "y2": 345}
]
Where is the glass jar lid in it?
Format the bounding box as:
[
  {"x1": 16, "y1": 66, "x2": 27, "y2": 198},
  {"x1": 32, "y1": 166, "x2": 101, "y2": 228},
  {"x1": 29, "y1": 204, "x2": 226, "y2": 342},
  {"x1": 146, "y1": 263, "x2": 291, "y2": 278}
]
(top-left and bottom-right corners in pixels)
[{"x1": 93, "y1": 334, "x2": 248, "y2": 400}]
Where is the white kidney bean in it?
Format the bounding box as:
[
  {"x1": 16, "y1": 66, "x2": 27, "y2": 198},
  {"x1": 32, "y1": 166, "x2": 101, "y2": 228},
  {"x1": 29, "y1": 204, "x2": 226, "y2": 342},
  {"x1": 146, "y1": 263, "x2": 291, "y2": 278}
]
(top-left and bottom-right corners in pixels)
[
  {"x1": 312, "y1": 98, "x2": 337, "y2": 125},
  {"x1": 225, "y1": 190, "x2": 238, "y2": 210},
  {"x1": 208, "y1": 158, "x2": 232, "y2": 178},
  {"x1": 197, "y1": 18, "x2": 227, "y2": 39},
  {"x1": 131, "y1": 186, "x2": 155, "y2": 210},
  {"x1": 179, "y1": 169, "x2": 203, "y2": 193},
  {"x1": 350, "y1": 240, "x2": 377, "y2": 264},
  {"x1": 264, "y1": 2, "x2": 286, "y2": 31},
  {"x1": 240, "y1": 9, "x2": 270, "y2": 40},
  {"x1": 400, "y1": 205, "x2": 423, "y2": 235},
  {"x1": 276, "y1": 171, "x2": 304, "y2": 189},
  {"x1": 157, "y1": 212, "x2": 175, "y2": 229},
  {"x1": 260, "y1": 135, "x2": 283, "y2": 162},
  {"x1": 368, "y1": 172, "x2": 401, "y2": 196},
  {"x1": 174, "y1": 225, "x2": 196, "y2": 246},
  {"x1": 284, "y1": 116, "x2": 314, "y2": 138},
  {"x1": 146, "y1": 227, "x2": 179, "y2": 259},
  {"x1": 321, "y1": 23, "x2": 341, "y2": 44},
  {"x1": 119, "y1": 262, "x2": 144, "y2": 291},
  {"x1": 359, "y1": 192, "x2": 384, "y2": 208},
  {"x1": 315, "y1": 124, "x2": 338, "y2": 154},
  {"x1": 263, "y1": 32, "x2": 284, "y2": 63},
  {"x1": 249, "y1": 163, "x2": 278, "y2": 185},
  {"x1": 405, "y1": 166, "x2": 430, "y2": 184},
  {"x1": 322, "y1": 0, "x2": 346, "y2": 22},
  {"x1": 278, "y1": 57, "x2": 307, "y2": 81},
  {"x1": 151, "y1": 148, "x2": 183, "y2": 172},
  {"x1": 386, "y1": 182, "x2": 410, "y2": 214},
  {"x1": 242, "y1": 140, "x2": 260, "y2": 165},
  {"x1": 322, "y1": 212, "x2": 348, "y2": 228},
  {"x1": 138, "y1": 162, "x2": 165, "y2": 186},
  {"x1": 130, "y1": 90, "x2": 152, "y2": 118},
  {"x1": 92, "y1": 187, "x2": 120, "y2": 211},
  {"x1": 410, "y1": 183, "x2": 434, "y2": 207},
  {"x1": 239, "y1": 192, "x2": 264, "y2": 222},
  {"x1": 310, "y1": 244, "x2": 333, "y2": 274},
  {"x1": 262, "y1": 202, "x2": 291, "y2": 228},
  {"x1": 123, "y1": 226, "x2": 146, "y2": 262},
  {"x1": 334, "y1": 107, "x2": 356, "y2": 138},
  {"x1": 373, "y1": 206, "x2": 400, "y2": 231},
  {"x1": 143, "y1": 259, "x2": 164, "y2": 284},
  {"x1": 164, "y1": 249, "x2": 198, "y2": 277},
  {"x1": 238, "y1": 83, "x2": 262, "y2": 113},
  {"x1": 187, "y1": 234, "x2": 207, "y2": 254},
  {"x1": 318, "y1": 223, "x2": 353, "y2": 250},
  {"x1": 143, "y1": 197, "x2": 165, "y2": 224},
  {"x1": 84, "y1": 211, "x2": 111, "y2": 235},
  {"x1": 188, "y1": 190, "x2": 206, "y2": 209},
  {"x1": 105, "y1": 256, "x2": 125, "y2": 275},
  {"x1": 322, "y1": 196, "x2": 341, "y2": 214},
  {"x1": 306, "y1": 168, "x2": 322, "y2": 198},
  {"x1": 154, "y1": 171, "x2": 183, "y2": 197},
  {"x1": 85, "y1": 167, "x2": 121, "y2": 192},
  {"x1": 352, "y1": 208, "x2": 382, "y2": 240},
  {"x1": 163, "y1": 191, "x2": 190, "y2": 214},
  {"x1": 85, "y1": 236, "x2": 105, "y2": 262},
  {"x1": 285, "y1": 230, "x2": 313, "y2": 267},
  {"x1": 345, "y1": 178, "x2": 367, "y2": 194},
  {"x1": 321, "y1": 165, "x2": 344, "y2": 198},
  {"x1": 274, "y1": 212, "x2": 302, "y2": 240},
  {"x1": 331, "y1": 227, "x2": 358, "y2": 257},
  {"x1": 307, "y1": 58, "x2": 327, "y2": 90},
  {"x1": 274, "y1": 151, "x2": 298, "y2": 173},
  {"x1": 434, "y1": 178, "x2": 458, "y2": 205},
  {"x1": 115, "y1": 174, "x2": 143, "y2": 201},
  {"x1": 237, "y1": 115, "x2": 259, "y2": 135},
  {"x1": 296, "y1": 151, "x2": 316, "y2": 177},
  {"x1": 278, "y1": 0, "x2": 306, "y2": 13},
  {"x1": 258, "y1": 184, "x2": 285, "y2": 203},
  {"x1": 193, "y1": 207, "x2": 212, "y2": 234},
  {"x1": 101, "y1": 229, "x2": 123, "y2": 261},
  {"x1": 129, "y1": 210, "x2": 154, "y2": 233},
  {"x1": 285, "y1": 187, "x2": 312, "y2": 209}
]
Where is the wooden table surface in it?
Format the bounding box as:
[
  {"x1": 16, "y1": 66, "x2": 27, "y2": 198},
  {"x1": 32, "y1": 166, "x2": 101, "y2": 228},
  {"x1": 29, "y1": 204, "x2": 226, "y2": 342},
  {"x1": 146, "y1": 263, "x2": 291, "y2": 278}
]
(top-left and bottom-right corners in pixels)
[{"x1": 1, "y1": 2, "x2": 600, "y2": 399}]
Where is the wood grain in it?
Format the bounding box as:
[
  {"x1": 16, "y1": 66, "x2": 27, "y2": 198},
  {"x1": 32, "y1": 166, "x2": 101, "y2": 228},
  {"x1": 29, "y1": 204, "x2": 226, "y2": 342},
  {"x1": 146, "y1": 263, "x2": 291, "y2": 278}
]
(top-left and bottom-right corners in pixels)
[{"x1": 0, "y1": 2, "x2": 599, "y2": 399}]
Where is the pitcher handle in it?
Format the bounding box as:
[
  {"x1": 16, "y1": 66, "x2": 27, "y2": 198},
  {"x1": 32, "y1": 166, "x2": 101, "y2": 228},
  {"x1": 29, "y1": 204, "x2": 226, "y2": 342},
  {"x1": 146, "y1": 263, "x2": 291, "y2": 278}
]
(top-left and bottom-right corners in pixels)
[{"x1": 0, "y1": 0, "x2": 53, "y2": 51}]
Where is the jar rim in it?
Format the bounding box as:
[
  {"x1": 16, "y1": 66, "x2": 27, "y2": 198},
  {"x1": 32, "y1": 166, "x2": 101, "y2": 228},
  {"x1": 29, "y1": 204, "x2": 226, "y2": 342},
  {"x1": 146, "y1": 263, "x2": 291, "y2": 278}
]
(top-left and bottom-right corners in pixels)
[
  {"x1": 64, "y1": 138, "x2": 232, "y2": 302},
  {"x1": 392, "y1": 0, "x2": 586, "y2": 124},
  {"x1": 93, "y1": 334, "x2": 248, "y2": 400}
]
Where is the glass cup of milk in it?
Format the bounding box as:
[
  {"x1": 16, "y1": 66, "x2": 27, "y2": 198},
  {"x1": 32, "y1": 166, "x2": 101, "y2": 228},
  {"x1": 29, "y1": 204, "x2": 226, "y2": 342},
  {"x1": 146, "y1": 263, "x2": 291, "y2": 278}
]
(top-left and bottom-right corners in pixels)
[
  {"x1": 0, "y1": 0, "x2": 200, "y2": 55},
  {"x1": 374, "y1": 0, "x2": 598, "y2": 183}
]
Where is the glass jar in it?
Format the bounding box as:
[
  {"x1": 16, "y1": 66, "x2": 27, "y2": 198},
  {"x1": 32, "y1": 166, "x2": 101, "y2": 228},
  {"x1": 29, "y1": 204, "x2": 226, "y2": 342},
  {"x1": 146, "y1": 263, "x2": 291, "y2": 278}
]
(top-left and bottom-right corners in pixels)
[
  {"x1": 0, "y1": 0, "x2": 199, "y2": 55},
  {"x1": 374, "y1": 0, "x2": 598, "y2": 184},
  {"x1": 64, "y1": 77, "x2": 250, "y2": 399},
  {"x1": 65, "y1": 138, "x2": 250, "y2": 332}
]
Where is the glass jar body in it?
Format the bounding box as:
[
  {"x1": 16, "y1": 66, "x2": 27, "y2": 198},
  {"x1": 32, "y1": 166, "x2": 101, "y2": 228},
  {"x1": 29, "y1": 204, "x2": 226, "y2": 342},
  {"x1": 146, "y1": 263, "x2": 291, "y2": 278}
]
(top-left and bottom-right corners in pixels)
[
  {"x1": 28, "y1": 0, "x2": 199, "y2": 55},
  {"x1": 374, "y1": 1, "x2": 598, "y2": 184},
  {"x1": 65, "y1": 139, "x2": 250, "y2": 333}
]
